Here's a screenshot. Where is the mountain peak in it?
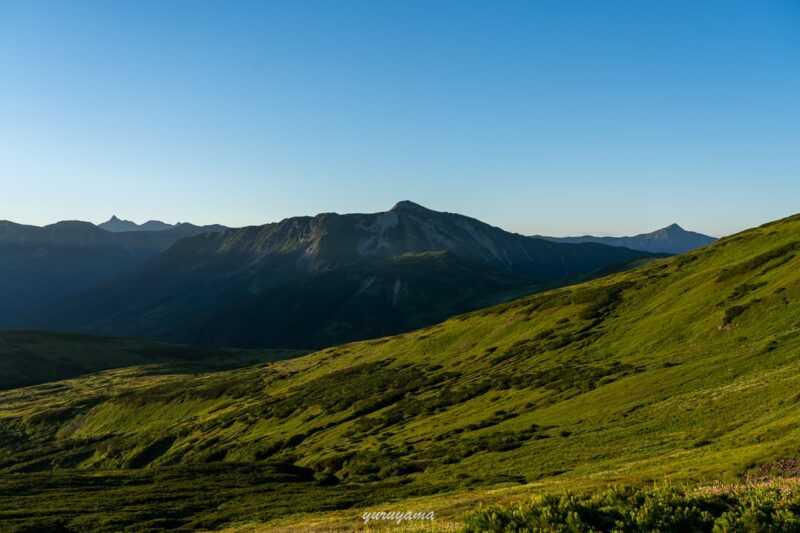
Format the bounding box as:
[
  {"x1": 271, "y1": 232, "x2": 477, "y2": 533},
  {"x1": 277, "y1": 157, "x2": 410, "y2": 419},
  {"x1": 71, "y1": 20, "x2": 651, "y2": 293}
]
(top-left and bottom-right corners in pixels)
[
  {"x1": 99, "y1": 216, "x2": 175, "y2": 233},
  {"x1": 391, "y1": 200, "x2": 429, "y2": 212},
  {"x1": 535, "y1": 223, "x2": 716, "y2": 254}
]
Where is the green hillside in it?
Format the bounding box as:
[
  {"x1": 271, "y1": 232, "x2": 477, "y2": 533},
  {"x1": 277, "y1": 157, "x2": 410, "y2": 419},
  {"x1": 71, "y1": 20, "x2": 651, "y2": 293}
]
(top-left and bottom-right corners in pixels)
[
  {"x1": 2, "y1": 213, "x2": 800, "y2": 530},
  {"x1": 0, "y1": 330, "x2": 303, "y2": 390}
]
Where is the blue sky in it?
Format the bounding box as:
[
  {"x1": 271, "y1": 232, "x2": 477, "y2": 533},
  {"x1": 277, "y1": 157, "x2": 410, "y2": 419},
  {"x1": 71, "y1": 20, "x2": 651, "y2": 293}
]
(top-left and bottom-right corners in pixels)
[{"x1": 1, "y1": 1, "x2": 798, "y2": 236}]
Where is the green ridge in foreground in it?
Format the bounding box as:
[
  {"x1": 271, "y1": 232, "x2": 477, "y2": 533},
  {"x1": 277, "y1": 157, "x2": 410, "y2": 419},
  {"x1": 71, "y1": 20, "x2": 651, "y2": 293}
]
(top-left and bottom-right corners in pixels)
[{"x1": 2, "y1": 213, "x2": 800, "y2": 531}]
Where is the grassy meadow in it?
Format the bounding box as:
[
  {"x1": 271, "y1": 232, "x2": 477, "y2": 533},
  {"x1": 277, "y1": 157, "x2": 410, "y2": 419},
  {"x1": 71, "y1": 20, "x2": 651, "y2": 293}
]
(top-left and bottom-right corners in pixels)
[{"x1": 1, "y1": 213, "x2": 800, "y2": 531}]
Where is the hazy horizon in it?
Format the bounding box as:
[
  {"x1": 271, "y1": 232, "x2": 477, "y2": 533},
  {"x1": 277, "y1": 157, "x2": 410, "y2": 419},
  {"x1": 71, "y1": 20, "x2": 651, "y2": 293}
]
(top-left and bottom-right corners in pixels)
[
  {"x1": 3, "y1": 1, "x2": 799, "y2": 237},
  {"x1": 4, "y1": 201, "x2": 732, "y2": 239}
]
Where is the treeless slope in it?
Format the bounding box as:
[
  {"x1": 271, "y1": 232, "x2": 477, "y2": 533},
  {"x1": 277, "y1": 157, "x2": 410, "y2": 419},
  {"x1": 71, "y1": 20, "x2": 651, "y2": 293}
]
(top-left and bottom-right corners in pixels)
[{"x1": 1, "y1": 213, "x2": 799, "y2": 530}]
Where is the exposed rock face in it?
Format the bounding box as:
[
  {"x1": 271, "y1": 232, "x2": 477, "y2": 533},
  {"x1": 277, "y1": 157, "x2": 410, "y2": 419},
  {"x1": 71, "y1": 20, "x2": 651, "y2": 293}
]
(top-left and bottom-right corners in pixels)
[{"x1": 34, "y1": 201, "x2": 656, "y2": 348}]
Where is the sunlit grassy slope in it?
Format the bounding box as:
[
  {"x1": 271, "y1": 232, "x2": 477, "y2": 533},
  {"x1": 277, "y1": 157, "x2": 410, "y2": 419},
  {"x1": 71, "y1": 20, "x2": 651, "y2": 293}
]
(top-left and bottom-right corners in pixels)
[{"x1": 1, "y1": 213, "x2": 800, "y2": 530}]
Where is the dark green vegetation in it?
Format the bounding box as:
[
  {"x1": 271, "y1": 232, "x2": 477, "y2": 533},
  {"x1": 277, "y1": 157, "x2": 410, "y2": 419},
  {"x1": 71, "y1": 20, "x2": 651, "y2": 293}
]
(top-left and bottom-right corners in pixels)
[
  {"x1": 0, "y1": 465, "x2": 450, "y2": 532},
  {"x1": 0, "y1": 330, "x2": 302, "y2": 390},
  {"x1": 463, "y1": 482, "x2": 800, "y2": 532},
  {"x1": 34, "y1": 201, "x2": 654, "y2": 348},
  {"x1": 536, "y1": 222, "x2": 717, "y2": 254},
  {"x1": 160, "y1": 251, "x2": 541, "y2": 349},
  {"x1": 0, "y1": 219, "x2": 226, "y2": 326},
  {"x1": 1, "y1": 212, "x2": 799, "y2": 530}
]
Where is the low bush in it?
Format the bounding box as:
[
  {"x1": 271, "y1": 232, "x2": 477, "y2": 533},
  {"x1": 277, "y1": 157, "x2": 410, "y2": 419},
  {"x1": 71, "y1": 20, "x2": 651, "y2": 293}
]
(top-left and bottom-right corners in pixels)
[
  {"x1": 462, "y1": 483, "x2": 800, "y2": 532},
  {"x1": 723, "y1": 305, "x2": 749, "y2": 325},
  {"x1": 729, "y1": 281, "x2": 768, "y2": 301},
  {"x1": 716, "y1": 242, "x2": 800, "y2": 282}
]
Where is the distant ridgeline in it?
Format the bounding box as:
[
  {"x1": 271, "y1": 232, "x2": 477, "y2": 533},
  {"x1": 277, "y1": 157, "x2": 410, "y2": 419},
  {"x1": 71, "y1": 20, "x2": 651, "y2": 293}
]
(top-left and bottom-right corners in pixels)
[
  {"x1": 98, "y1": 215, "x2": 176, "y2": 232},
  {"x1": 29, "y1": 201, "x2": 656, "y2": 348},
  {"x1": 533, "y1": 223, "x2": 716, "y2": 254},
  {"x1": 0, "y1": 218, "x2": 227, "y2": 325}
]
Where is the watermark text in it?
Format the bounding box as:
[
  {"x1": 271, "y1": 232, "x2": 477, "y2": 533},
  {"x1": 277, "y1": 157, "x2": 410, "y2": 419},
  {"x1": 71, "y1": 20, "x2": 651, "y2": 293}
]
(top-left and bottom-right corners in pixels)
[{"x1": 362, "y1": 510, "x2": 436, "y2": 524}]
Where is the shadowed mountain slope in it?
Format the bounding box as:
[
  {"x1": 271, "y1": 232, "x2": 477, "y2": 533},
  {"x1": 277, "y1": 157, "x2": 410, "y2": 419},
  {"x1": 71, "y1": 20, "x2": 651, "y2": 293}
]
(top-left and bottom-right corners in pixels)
[
  {"x1": 34, "y1": 201, "x2": 654, "y2": 348},
  {"x1": 0, "y1": 220, "x2": 228, "y2": 325}
]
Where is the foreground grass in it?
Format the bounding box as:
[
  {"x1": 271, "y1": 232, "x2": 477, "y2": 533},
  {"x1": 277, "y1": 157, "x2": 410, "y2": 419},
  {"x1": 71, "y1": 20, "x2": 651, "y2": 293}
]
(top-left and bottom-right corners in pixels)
[
  {"x1": 212, "y1": 479, "x2": 800, "y2": 532},
  {"x1": 463, "y1": 480, "x2": 800, "y2": 532}
]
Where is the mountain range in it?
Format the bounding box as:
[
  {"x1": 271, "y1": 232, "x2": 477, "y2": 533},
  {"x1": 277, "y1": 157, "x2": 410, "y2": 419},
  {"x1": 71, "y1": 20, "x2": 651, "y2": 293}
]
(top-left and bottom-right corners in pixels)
[
  {"x1": 534, "y1": 223, "x2": 716, "y2": 254},
  {"x1": 0, "y1": 219, "x2": 227, "y2": 325},
  {"x1": 33, "y1": 201, "x2": 657, "y2": 348},
  {"x1": 0, "y1": 210, "x2": 797, "y2": 530},
  {"x1": 98, "y1": 215, "x2": 176, "y2": 232}
]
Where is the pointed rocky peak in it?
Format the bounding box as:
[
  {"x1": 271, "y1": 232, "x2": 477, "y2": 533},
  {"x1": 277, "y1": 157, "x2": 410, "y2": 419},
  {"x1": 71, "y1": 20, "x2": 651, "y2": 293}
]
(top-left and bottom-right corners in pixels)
[
  {"x1": 652, "y1": 223, "x2": 691, "y2": 239},
  {"x1": 535, "y1": 222, "x2": 716, "y2": 254},
  {"x1": 98, "y1": 216, "x2": 140, "y2": 232},
  {"x1": 390, "y1": 200, "x2": 431, "y2": 213}
]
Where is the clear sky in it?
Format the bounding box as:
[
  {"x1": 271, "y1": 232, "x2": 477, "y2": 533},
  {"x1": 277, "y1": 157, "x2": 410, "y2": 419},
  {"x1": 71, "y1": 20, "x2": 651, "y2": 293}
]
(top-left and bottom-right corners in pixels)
[{"x1": 1, "y1": 1, "x2": 798, "y2": 237}]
